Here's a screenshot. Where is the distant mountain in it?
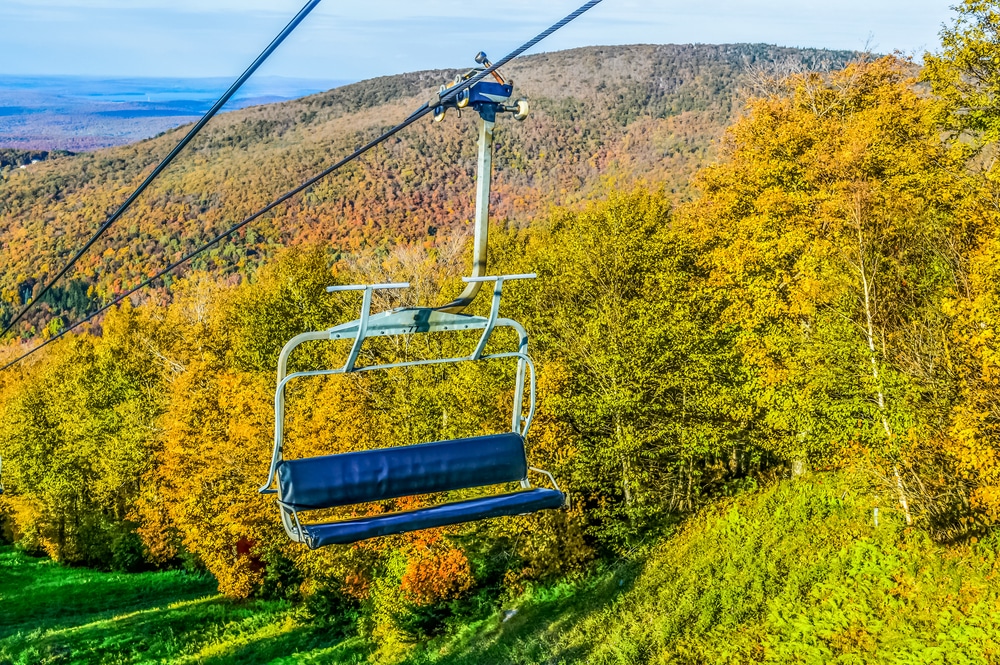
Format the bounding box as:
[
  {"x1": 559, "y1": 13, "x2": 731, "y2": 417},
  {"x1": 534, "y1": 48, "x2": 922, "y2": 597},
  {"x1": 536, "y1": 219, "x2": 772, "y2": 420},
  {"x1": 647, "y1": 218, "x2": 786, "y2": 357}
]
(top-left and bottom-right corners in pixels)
[
  {"x1": 0, "y1": 44, "x2": 856, "y2": 334},
  {"x1": 0, "y1": 76, "x2": 349, "y2": 151}
]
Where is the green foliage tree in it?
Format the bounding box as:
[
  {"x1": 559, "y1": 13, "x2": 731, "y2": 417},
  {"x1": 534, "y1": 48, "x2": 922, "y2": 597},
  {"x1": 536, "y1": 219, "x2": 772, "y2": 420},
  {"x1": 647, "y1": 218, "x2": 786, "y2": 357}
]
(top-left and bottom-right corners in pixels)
[
  {"x1": 0, "y1": 304, "x2": 162, "y2": 565},
  {"x1": 497, "y1": 190, "x2": 748, "y2": 548}
]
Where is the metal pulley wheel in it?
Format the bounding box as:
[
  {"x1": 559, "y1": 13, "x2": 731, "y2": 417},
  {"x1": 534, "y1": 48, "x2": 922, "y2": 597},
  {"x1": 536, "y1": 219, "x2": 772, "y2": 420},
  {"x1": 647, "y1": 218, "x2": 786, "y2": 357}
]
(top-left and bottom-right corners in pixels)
[{"x1": 513, "y1": 99, "x2": 529, "y2": 121}]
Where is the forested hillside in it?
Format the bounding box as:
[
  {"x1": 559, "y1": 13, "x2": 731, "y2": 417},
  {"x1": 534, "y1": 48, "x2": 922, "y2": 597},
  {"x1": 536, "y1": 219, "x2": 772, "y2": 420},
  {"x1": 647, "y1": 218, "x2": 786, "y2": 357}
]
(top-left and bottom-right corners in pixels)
[
  {"x1": 0, "y1": 149, "x2": 73, "y2": 170},
  {"x1": 0, "y1": 44, "x2": 854, "y2": 336}
]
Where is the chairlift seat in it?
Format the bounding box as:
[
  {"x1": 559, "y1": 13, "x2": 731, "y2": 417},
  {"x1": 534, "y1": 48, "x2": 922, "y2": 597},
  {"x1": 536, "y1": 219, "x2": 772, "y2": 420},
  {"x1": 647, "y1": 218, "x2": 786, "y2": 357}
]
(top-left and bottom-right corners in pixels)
[
  {"x1": 275, "y1": 432, "x2": 565, "y2": 548},
  {"x1": 278, "y1": 432, "x2": 527, "y2": 510},
  {"x1": 298, "y1": 488, "x2": 565, "y2": 548}
]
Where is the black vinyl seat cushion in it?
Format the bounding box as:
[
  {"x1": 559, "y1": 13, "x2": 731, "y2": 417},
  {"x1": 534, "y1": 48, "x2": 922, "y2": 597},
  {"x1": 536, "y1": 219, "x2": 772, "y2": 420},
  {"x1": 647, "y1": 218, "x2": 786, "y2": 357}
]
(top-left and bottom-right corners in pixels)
[
  {"x1": 299, "y1": 488, "x2": 565, "y2": 548},
  {"x1": 277, "y1": 432, "x2": 529, "y2": 511},
  {"x1": 276, "y1": 432, "x2": 565, "y2": 547}
]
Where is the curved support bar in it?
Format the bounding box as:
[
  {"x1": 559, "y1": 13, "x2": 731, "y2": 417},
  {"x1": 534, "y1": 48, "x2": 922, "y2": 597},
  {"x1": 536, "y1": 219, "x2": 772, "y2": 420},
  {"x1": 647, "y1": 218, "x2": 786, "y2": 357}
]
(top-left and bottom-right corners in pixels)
[
  {"x1": 521, "y1": 355, "x2": 538, "y2": 436},
  {"x1": 275, "y1": 331, "x2": 330, "y2": 380},
  {"x1": 259, "y1": 329, "x2": 335, "y2": 493},
  {"x1": 462, "y1": 273, "x2": 536, "y2": 283},
  {"x1": 528, "y1": 467, "x2": 562, "y2": 494},
  {"x1": 327, "y1": 282, "x2": 409, "y2": 293}
]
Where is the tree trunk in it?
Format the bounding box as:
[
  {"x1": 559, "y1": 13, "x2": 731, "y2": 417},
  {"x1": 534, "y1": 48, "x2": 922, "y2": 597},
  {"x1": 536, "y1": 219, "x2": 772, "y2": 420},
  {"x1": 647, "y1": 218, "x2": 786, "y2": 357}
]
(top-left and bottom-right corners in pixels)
[
  {"x1": 622, "y1": 457, "x2": 633, "y2": 505},
  {"x1": 791, "y1": 458, "x2": 808, "y2": 478},
  {"x1": 729, "y1": 447, "x2": 742, "y2": 475},
  {"x1": 855, "y1": 203, "x2": 912, "y2": 525},
  {"x1": 685, "y1": 459, "x2": 694, "y2": 511},
  {"x1": 616, "y1": 422, "x2": 633, "y2": 505}
]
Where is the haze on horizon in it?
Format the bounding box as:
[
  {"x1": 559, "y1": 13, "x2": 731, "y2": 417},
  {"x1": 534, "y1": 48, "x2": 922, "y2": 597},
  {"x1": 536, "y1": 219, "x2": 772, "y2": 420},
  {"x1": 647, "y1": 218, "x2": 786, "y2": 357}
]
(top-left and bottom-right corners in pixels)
[{"x1": 2, "y1": 0, "x2": 955, "y2": 83}]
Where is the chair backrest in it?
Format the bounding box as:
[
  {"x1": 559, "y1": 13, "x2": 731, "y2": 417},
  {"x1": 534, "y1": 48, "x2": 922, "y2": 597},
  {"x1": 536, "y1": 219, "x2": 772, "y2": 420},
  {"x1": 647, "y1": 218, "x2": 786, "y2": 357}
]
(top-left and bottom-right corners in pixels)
[{"x1": 276, "y1": 432, "x2": 527, "y2": 511}]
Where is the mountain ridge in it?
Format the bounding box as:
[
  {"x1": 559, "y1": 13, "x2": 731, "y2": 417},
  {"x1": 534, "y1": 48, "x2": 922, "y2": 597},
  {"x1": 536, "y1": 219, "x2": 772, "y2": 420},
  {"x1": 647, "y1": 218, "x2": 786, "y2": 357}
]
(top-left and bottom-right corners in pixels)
[{"x1": 0, "y1": 43, "x2": 857, "y2": 335}]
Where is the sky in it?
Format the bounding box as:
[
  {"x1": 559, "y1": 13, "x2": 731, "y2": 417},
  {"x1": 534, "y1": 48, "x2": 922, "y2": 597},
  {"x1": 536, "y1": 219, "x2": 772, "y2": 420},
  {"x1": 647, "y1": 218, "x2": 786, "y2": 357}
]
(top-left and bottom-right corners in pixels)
[{"x1": 1, "y1": 0, "x2": 957, "y2": 81}]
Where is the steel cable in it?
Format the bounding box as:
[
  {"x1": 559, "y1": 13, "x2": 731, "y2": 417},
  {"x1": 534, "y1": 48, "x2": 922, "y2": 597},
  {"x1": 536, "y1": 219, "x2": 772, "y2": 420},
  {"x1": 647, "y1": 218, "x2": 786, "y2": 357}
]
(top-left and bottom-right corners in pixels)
[
  {"x1": 0, "y1": 0, "x2": 325, "y2": 339},
  {"x1": 0, "y1": 0, "x2": 604, "y2": 373}
]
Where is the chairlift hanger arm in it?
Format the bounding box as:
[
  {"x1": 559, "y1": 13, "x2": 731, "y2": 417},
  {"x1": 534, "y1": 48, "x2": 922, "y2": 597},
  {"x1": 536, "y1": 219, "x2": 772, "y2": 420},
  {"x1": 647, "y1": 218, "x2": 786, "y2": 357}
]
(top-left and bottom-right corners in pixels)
[{"x1": 432, "y1": 48, "x2": 533, "y2": 314}]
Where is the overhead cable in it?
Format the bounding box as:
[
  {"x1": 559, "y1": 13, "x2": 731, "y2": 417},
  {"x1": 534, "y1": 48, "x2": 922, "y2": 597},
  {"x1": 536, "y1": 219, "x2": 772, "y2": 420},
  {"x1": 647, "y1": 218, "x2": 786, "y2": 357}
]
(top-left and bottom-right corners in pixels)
[
  {"x1": 0, "y1": 0, "x2": 604, "y2": 373},
  {"x1": 0, "y1": 0, "x2": 325, "y2": 339}
]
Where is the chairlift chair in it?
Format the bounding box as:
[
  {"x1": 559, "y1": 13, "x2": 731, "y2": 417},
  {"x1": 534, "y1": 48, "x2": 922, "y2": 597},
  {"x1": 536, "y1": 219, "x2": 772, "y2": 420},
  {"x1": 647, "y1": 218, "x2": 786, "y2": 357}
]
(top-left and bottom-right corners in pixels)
[
  {"x1": 258, "y1": 53, "x2": 564, "y2": 548},
  {"x1": 258, "y1": 276, "x2": 566, "y2": 548}
]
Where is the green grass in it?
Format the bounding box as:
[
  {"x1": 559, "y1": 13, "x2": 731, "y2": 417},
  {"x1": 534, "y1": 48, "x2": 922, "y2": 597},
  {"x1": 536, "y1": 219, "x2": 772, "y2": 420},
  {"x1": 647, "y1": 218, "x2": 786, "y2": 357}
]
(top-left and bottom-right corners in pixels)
[
  {"x1": 407, "y1": 475, "x2": 1000, "y2": 664},
  {"x1": 5, "y1": 475, "x2": 1000, "y2": 664},
  {"x1": 0, "y1": 549, "x2": 368, "y2": 664}
]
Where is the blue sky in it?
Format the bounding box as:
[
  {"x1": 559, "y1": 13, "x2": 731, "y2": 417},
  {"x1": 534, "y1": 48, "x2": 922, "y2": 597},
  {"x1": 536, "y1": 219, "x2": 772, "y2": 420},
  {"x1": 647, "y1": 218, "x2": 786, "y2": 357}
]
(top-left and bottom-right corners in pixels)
[{"x1": 1, "y1": 0, "x2": 956, "y2": 81}]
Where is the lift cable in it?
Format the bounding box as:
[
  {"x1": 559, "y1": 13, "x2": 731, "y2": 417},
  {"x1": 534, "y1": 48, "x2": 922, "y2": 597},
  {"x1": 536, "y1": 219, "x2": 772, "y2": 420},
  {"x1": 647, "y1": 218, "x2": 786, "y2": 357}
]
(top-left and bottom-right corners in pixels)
[
  {"x1": 0, "y1": 0, "x2": 326, "y2": 340},
  {"x1": 0, "y1": 0, "x2": 604, "y2": 373}
]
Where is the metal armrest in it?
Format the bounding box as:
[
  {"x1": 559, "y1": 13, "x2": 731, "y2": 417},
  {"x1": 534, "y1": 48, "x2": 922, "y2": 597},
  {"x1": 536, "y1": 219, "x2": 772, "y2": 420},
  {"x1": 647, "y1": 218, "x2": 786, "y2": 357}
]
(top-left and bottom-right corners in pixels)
[{"x1": 528, "y1": 467, "x2": 561, "y2": 493}]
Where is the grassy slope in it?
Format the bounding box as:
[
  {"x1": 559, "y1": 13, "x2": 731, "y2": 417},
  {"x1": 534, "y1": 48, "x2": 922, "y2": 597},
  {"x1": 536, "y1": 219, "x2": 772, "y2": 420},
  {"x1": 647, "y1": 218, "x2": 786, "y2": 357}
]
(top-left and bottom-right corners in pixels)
[
  {"x1": 408, "y1": 475, "x2": 1000, "y2": 664},
  {"x1": 5, "y1": 474, "x2": 1000, "y2": 664},
  {"x1": 0, "y1": 549, "x2": 368, "y2": 664}
]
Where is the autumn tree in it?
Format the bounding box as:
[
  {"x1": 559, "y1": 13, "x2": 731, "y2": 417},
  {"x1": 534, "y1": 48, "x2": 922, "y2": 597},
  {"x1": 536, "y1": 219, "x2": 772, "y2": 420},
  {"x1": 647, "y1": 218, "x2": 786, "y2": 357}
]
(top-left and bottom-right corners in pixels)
[
  {"x1": 924, "y1": 0, "x2": 1000, "y2": 145},
  {"x1": 924, "y1": 1, "x2": 1000, "y2": 523},
  {"x1": 684, "y1": 57, "x2": 963, "y2": 522}
]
